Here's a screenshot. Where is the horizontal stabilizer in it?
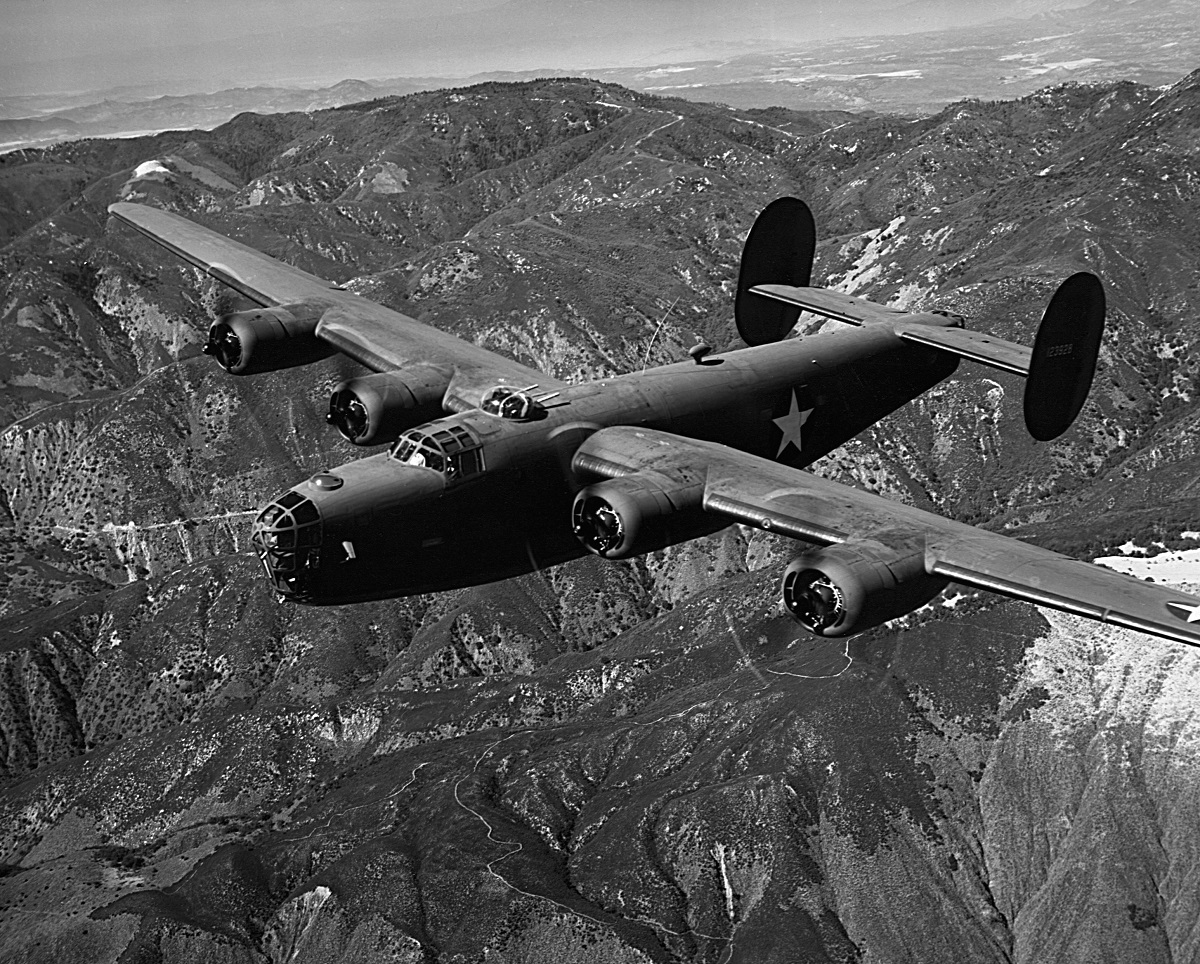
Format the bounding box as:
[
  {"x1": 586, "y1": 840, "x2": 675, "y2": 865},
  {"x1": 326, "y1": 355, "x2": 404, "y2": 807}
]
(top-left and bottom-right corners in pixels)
[
  {"x1": 893, "y1": 324, "x2": 1031, "y2": 377},
  {"x1": 754, "y1": 283, "x2": 1035, "y2": 376},
  {"x1": 751, "y1": 284, "x2": 907, "y2": 327}
]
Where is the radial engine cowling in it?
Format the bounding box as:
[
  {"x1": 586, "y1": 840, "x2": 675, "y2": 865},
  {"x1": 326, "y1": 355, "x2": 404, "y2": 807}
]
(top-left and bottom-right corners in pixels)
[
  {"x1": 781, "y1": 537, "x2": 948, "y2": 637},
  {"x1": 204, "y1": 303, "x2": 337, "y2": 375},
  {"x1": 327, "y1": 368, "x2": 449, "y2": 445},
  {"x1": 571, "y1": 474, "x2": 724, "y2": 560}
]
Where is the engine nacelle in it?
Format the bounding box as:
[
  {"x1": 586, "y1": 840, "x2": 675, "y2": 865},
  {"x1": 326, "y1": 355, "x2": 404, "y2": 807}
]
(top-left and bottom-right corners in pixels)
[
  {"x1": 781, "y1": 538, "x2": 948, "y2": 637},
  {"x1": 204, "y1": 303, "x2": 337, "y2": 375},
  {"x1": 327, "y1": 368, "x2": 449, "y2": 445},
  {"x1": 571, "y1": 474, "x2": 723, "y2": 560}
]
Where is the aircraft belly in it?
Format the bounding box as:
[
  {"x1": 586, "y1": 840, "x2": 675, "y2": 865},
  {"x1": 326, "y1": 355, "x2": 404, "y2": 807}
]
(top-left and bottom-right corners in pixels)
[{"x1": 310, "y1": 470, "x2": 583, "y2": 602}]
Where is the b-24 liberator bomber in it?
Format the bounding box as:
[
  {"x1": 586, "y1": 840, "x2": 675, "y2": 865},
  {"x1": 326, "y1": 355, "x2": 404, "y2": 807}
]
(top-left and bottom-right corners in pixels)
[{"x1": 108, "y1": 198, "x2": 1200, "y2": 648}]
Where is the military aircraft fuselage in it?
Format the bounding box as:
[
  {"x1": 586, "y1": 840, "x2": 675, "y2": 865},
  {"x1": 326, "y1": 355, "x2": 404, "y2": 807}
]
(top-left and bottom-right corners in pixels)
[
  {"x1": 252, "y1": 319, "x2": 960, "y2": 604},
  {"x1": 115, "y1": 199, "x2": 1200, "y2": 650}
]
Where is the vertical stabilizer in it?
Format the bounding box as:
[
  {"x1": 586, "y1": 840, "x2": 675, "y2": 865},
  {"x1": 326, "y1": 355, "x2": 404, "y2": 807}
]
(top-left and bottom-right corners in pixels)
[
  {"x1": 1023, "y1": 272, "x2": 1106, "y2": 441},
  {"x1": 736, "y1": 197, "x2": 816, "y2": 346}
]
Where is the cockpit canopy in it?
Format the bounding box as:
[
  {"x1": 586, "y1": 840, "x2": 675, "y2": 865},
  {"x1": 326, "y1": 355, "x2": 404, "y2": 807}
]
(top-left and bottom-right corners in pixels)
[
  {"x1": 481, "y1": 385, "x2": 546, "y2": 421},
  {"x1": 389, "y1": 422, "x2": 483, "y2": 480}
]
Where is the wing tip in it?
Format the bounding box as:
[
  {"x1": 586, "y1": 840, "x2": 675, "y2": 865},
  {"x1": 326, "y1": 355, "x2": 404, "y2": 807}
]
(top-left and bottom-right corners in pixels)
[{"x1": 106, "y1": 201, "x2": 148, "y2": 228}]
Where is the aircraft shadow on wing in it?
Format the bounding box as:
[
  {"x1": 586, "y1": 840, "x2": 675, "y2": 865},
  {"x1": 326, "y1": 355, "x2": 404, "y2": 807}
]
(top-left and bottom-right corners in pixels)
[{"x1": 106, "y1": 197, "x2": 1200, "y2": 649}]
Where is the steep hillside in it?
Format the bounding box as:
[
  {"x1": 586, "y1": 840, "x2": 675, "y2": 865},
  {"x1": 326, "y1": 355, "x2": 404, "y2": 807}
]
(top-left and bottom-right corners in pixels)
[{"x1": 2, "y1": 74, "x2": 1200, "y2": 963}]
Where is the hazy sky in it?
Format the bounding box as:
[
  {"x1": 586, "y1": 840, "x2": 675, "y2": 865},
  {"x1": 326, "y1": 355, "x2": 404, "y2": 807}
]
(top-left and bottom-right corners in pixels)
[{"x1": 3, "y1": 0, "x2": 1089, "y2": 97}]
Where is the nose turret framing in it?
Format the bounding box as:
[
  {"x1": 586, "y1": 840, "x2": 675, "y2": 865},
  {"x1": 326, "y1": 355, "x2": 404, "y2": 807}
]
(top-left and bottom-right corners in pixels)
[{"x1": 251, "y1": 490, "x2": 323, "y2": 600}]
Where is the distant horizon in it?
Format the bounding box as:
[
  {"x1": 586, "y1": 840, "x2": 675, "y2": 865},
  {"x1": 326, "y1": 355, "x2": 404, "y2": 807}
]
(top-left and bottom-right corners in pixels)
[{"x1": 3, "y1": 0, "x2": 1094, "y2": 98}]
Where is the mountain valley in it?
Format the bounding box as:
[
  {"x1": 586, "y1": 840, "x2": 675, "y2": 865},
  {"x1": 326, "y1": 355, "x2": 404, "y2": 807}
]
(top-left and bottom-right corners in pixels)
[{"x1": 2, "y1": 72, "x2": 1200, "y2": 962}]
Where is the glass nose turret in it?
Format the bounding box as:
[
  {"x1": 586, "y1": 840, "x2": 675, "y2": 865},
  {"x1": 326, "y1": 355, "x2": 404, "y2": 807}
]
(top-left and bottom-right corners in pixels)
[{"x1": 251, "y1": 490, "x2": 322, "y2": 600}]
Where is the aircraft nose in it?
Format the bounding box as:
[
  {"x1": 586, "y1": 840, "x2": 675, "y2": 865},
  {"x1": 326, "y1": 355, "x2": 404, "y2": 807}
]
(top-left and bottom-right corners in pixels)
[{"x1": 251, "y1": 489, "x2": 323, "y2": 601}]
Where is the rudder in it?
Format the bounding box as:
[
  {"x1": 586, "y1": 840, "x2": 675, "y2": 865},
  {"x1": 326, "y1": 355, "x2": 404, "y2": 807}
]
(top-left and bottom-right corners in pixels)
[
  {"x1": 1024, "y1": 272, "x2": 1105, "y2": 441},
  {"x1": 736, "y1": 197, "x2": 816, "y2": 346}
]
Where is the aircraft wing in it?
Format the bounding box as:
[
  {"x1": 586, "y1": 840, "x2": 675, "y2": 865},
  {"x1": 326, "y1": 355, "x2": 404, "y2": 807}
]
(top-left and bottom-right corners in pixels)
[
  {"x1": 107, "y1": 202, "x2": 562, "y2": 403},
  {"x1": 573, "y1": 426, "x2": 1200, "y2": 648}
]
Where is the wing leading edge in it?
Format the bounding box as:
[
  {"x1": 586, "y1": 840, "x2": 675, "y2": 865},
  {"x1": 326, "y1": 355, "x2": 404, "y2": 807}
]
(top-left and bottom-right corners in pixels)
[
  {"x1": 574, "y1": 426, "x2": 1200, "y2": 648},
  {"x1": 752, "y1": 283, "x2": 1033, "y2": 376},
  {"x1": 107, "y1": 202, "x2": 563, "y2": 404}
]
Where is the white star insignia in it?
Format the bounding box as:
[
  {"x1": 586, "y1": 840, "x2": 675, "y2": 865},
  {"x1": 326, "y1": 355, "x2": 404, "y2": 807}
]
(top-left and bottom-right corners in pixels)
[
  {"x1": 1166, "y1": 601, "x2": 1200, "y2": 623},
  {"x1": 772, "y1": 390, "x2": 814, "y2": 458}
]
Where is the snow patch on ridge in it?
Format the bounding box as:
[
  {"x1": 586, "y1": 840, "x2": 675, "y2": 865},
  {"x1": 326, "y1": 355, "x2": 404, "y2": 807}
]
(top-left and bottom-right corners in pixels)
[
  {"x1": 1094, "y1": 547, "x2": 1200, "y2": 582},
  {"x1": 133, "y1": 160, "x2": 170, "y2": 179},
  {"x1": 118, "y1": 158, "x2": 172, "y2": 198}
]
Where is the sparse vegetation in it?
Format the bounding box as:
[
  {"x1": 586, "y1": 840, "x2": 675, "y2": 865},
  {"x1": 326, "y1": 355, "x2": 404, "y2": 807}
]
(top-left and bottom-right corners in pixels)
[{"x1": 1, "y1": 70, "x2": 1200, "y2": 964}]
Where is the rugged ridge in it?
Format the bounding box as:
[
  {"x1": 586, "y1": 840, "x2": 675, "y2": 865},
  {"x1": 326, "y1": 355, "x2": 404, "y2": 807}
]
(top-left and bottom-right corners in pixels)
[{"x1": 2, "y1": 75, "x2": 1200, "y2": 962}]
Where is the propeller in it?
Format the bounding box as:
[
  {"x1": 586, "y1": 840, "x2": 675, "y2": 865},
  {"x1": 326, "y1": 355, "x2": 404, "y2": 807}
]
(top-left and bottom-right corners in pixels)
[
  {"x1": 782, "y1": 569, "x2": 844, "y2": 632},
  {"x1": 573, "y1": 497, "x2": 624, "y2": 555},
  {"x1": 327, "y1": 389, "x2": 369, "y2": 442},
  {"x1": 203, "y1": 322, "x2": 242, "y2": 372}
]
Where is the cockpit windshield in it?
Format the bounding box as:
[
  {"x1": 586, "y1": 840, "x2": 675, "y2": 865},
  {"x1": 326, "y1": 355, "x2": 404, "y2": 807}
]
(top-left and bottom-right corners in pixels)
[{"x1": 389, "y1": 423, "x2": 483, "y2": 480}]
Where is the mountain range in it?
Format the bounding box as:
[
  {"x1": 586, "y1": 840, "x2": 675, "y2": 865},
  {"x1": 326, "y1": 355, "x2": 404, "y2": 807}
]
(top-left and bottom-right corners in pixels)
[
  {"x1": 1, "y1": 70, "x2": 1200, "y2": 962},
  {"x1": 2, "y1": 0, "x2": 1196, "y2": 152}
]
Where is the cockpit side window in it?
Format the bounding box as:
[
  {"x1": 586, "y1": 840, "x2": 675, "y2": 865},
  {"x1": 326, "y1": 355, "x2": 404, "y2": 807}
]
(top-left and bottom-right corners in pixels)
[
  {"x1": 453, "y1": 448, "x2": 483, "y2": 478},
  {"x1": 393, "y1": 436, "x2": 419, "y2": 462}
]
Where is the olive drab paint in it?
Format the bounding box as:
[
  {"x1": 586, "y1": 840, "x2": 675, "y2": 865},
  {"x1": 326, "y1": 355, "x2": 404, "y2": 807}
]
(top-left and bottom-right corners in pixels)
[{"x1": 106, "y1": 198, "x2": 1200, "y2": 650}]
